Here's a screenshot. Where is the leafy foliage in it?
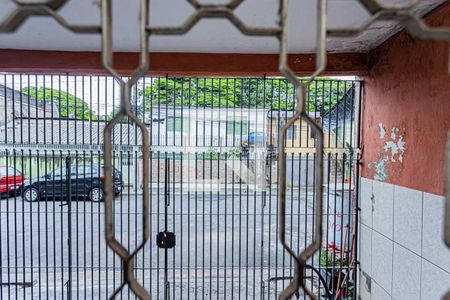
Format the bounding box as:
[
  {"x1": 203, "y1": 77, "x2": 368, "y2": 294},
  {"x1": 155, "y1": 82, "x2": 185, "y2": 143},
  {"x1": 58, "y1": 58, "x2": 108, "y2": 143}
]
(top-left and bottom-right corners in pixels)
[
  {"x1": 307, "y1": 78, "x2": 351, "y2": 112},
  {"x1": 139, "y1": 77, "x2": 351, "y2": 113},
  {"x1": 196, "y1": 147, "x2": 242, "y2": 160},
  {"x1": 319, "y1": 247, "x2": 349, "y2": 267},
  {"x1": 22, "y1": 87, "x2": 98, "y2": 120}
]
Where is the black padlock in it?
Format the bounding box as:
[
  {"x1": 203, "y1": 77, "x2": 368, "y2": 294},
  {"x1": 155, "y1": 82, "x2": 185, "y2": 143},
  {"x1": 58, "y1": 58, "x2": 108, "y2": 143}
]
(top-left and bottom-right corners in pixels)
[{"x1": 156, "y1": 231, "x2": 176, "y2": 249}]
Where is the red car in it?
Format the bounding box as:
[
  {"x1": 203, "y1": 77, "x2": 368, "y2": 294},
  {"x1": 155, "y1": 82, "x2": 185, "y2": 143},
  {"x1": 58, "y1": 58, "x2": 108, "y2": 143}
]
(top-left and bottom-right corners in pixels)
[{"x1": 0, "y1": 166, "x2": 24, "y2": 197}]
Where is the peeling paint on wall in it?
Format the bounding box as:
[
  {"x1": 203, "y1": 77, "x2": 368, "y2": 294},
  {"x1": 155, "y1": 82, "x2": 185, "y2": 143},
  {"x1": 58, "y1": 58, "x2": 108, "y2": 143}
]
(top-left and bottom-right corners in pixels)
[
  {"x1": 384, "y1": 127, "x2": 406, "y2": 162},
  {"x1": 370, "y1": 123, "x2": 406, "y2": 181},
  {"x1": 374, "y1": 157, "x2": 388, "y2": 181},
  {"x1": 378, "y1": 123, "x2": 386, "y2": 139}
]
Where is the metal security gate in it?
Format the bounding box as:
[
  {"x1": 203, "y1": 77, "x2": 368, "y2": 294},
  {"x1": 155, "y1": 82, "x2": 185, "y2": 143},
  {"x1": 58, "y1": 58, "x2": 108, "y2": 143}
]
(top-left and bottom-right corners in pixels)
[{"x1": 0, "y1": 74, "x2": 361, "y2": 299}]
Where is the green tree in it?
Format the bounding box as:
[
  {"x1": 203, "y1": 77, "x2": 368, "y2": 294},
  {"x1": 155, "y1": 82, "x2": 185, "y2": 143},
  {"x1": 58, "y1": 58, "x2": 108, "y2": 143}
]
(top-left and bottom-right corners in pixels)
[
  {"x1": 306, "y1": 78, "x2": 350, "y2": 112},
  {"x1": 138, "y1": 77, "x2": 351, "y2": 113},
  {"x1": 22, "y1": 87, "x2": 98, "y2": 120}
]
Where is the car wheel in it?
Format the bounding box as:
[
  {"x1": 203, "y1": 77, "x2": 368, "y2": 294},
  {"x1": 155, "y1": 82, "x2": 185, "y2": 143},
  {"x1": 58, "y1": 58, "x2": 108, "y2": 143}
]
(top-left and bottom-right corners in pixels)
[
  {"x1": 23, "y1": 187, "x2": 39, "y2": 202},
  {"x1": 89, "y1": 187, "x2": 104, "y2": 202}
]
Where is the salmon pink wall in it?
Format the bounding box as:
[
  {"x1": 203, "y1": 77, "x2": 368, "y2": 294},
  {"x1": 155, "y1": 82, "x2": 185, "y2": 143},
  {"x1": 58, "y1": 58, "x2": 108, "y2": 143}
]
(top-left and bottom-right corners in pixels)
[{"x1": 362, "y1": 3, "x2": 450, "y2": 195}]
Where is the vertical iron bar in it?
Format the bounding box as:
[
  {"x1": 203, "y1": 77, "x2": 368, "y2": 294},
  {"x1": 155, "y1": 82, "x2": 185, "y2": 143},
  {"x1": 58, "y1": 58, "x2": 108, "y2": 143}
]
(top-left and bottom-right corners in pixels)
[
  {"x1": 157, "y1": 151, "x2": 160, "y2": 296},
  {"x1": 260, "y1": 77, "x2": 266, "y2": 298},
  {"x1": 164, "y1": 157, "x2": 170, "y2": 300},
  {"x1": 238, "y1": 77, "x2": 243, "y2": 298},
  {"x1": 12, "y1": 78, "x2": 18, "y2": 299},
  {"x1": 150, "y1": 147, "x2": 154, "y2": 296},
  {"x1": 275, "y1": 78, "x2": 281, "y2": 298},
  {"x1": 304, "y1": 153, "x2": 309, "y2": 300},
  {"x1": 195, "y1": 147, "x2": 198, "y2": 298},
  {"x1": 45, "y1": 149, "x2": 50, "y2": 300},
  {"x1": 289, "y1": 152, "x2": 294, "y2": 283},
  {"x1": 89, "y1": 79, "x2": 94, "y2": 298},
  {"x1": 5, "y1": 133, "x2": 10, "y2": 298},
  {"x1": 180, "y1": 150, "x2": 184, "y2": 298},
  {"x1": 37, "y1": 150, "x2": 41, "y2": 299},
  {"x1": 245, "y1": 78, "x2": 250, "y2": 300},
  {"x1": 21, "y1": 149, "x2": 26, "y2": 300},
  {"x1": 267, "y1": 78, "x2": 274, "y2": 300},
  {"x1": 342, "y1": 81, "x2": 348, "y2": 147},
  {"x1": 231, "y1": 99, "x2": 235, "y2": 297},
  {"x1": 209, "y1": 117, "x2": 213, "y2": 300},
  {"x1": 253, "y1": 78, "x2": 258, "y2": 299},
  {"x1": 202, "y1": 151, "x2": 205, "y2": 297},
  {"x1": 354, "y1": 80, "x2": 363, "y2": 300},
  {"x1": 224, "y1": 151, "x2": 228, "y2": 300},
  {"x1": 66, "y1": 155, "x2": 73, "y2": 299},
  {"x1": 172, "y1": 152, "x2": 176, "y2": 299},
  {"x1": 58, "y1": 151, "x2": 64, "y2": 300}
]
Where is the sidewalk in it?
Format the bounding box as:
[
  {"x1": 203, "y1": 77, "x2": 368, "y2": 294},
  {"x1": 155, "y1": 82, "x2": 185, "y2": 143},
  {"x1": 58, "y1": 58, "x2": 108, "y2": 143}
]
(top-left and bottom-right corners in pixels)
[{"x1": 123, "y1": 182, "x2": 355, "y2": 195}]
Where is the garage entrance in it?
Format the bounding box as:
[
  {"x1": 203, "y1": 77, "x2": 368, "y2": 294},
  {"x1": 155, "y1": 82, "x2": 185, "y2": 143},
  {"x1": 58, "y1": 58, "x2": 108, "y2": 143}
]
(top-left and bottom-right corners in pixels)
[{"x1": 0, "y1": 74, "x2": 361, "y2": 299}]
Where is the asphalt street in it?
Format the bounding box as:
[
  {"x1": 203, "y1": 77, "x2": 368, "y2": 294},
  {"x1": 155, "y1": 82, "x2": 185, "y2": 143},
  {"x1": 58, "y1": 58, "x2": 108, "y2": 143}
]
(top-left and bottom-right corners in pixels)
[{"x1": 0, "y1": 188, "x2": 350, "y2": 299}]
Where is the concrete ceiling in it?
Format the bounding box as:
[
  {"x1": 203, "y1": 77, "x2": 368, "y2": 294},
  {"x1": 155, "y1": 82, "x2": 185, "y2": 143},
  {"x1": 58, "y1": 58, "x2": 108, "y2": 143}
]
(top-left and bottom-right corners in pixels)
[{"x1": 0, "y1": 0, "x2": 445, "y2": 53}]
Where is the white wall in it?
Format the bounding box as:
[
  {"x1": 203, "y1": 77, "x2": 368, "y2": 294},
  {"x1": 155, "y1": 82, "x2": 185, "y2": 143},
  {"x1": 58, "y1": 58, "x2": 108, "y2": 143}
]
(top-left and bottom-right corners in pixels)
[{"x1": 358, "y1": 178, "x2": 450, "y2": 300}]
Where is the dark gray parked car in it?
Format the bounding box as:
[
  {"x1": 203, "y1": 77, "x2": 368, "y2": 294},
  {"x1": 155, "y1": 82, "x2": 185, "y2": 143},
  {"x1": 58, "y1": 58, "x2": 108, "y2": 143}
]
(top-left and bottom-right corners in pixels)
[{"x1": 20, "y1": 164, "x2": 123, "y2": 202}]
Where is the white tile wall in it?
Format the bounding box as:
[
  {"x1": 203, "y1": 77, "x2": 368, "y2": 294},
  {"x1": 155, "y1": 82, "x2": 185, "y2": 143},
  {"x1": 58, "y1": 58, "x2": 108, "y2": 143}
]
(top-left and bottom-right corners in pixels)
[
  {"x1": 372, "y1": 180, "x2": 394, "y2": 239},
  {"x1": 393, "y1": 185, "x2": 422, "y2": 255},
  {"x1": 361, "y1": 177, "x2": 373, "y2": 227},
  {"x1": 359, "y1": 178, "x2": 450, "y2": 300},
  {"x1": 358, "y1": 271, "x2": 372, "y2": 300},
  {"x1": 420, "y1": 259, "x2": 450, "y2": 300},
  {"x1": 371, "y1": 230, "x2": 393, "y2": 295},
  {"x1": 371, "y1": 281, "x2": 391, "y2": 300},
  {"x1": 360, "y1": 223, "x2": 372, "y2": 276},
  {"x1": 392, "y1": 244, "x2": 421, "y2": 300},
  {"x1": 422, "y1": 192, "x2": 450, "y2": 272}
]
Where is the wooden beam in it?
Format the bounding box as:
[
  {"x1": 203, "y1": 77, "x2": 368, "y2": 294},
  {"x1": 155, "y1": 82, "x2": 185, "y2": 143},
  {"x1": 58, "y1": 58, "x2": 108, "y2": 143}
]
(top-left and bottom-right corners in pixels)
[{"x1": 0, "y1": 49, "x2": 367, "y2": 76}]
